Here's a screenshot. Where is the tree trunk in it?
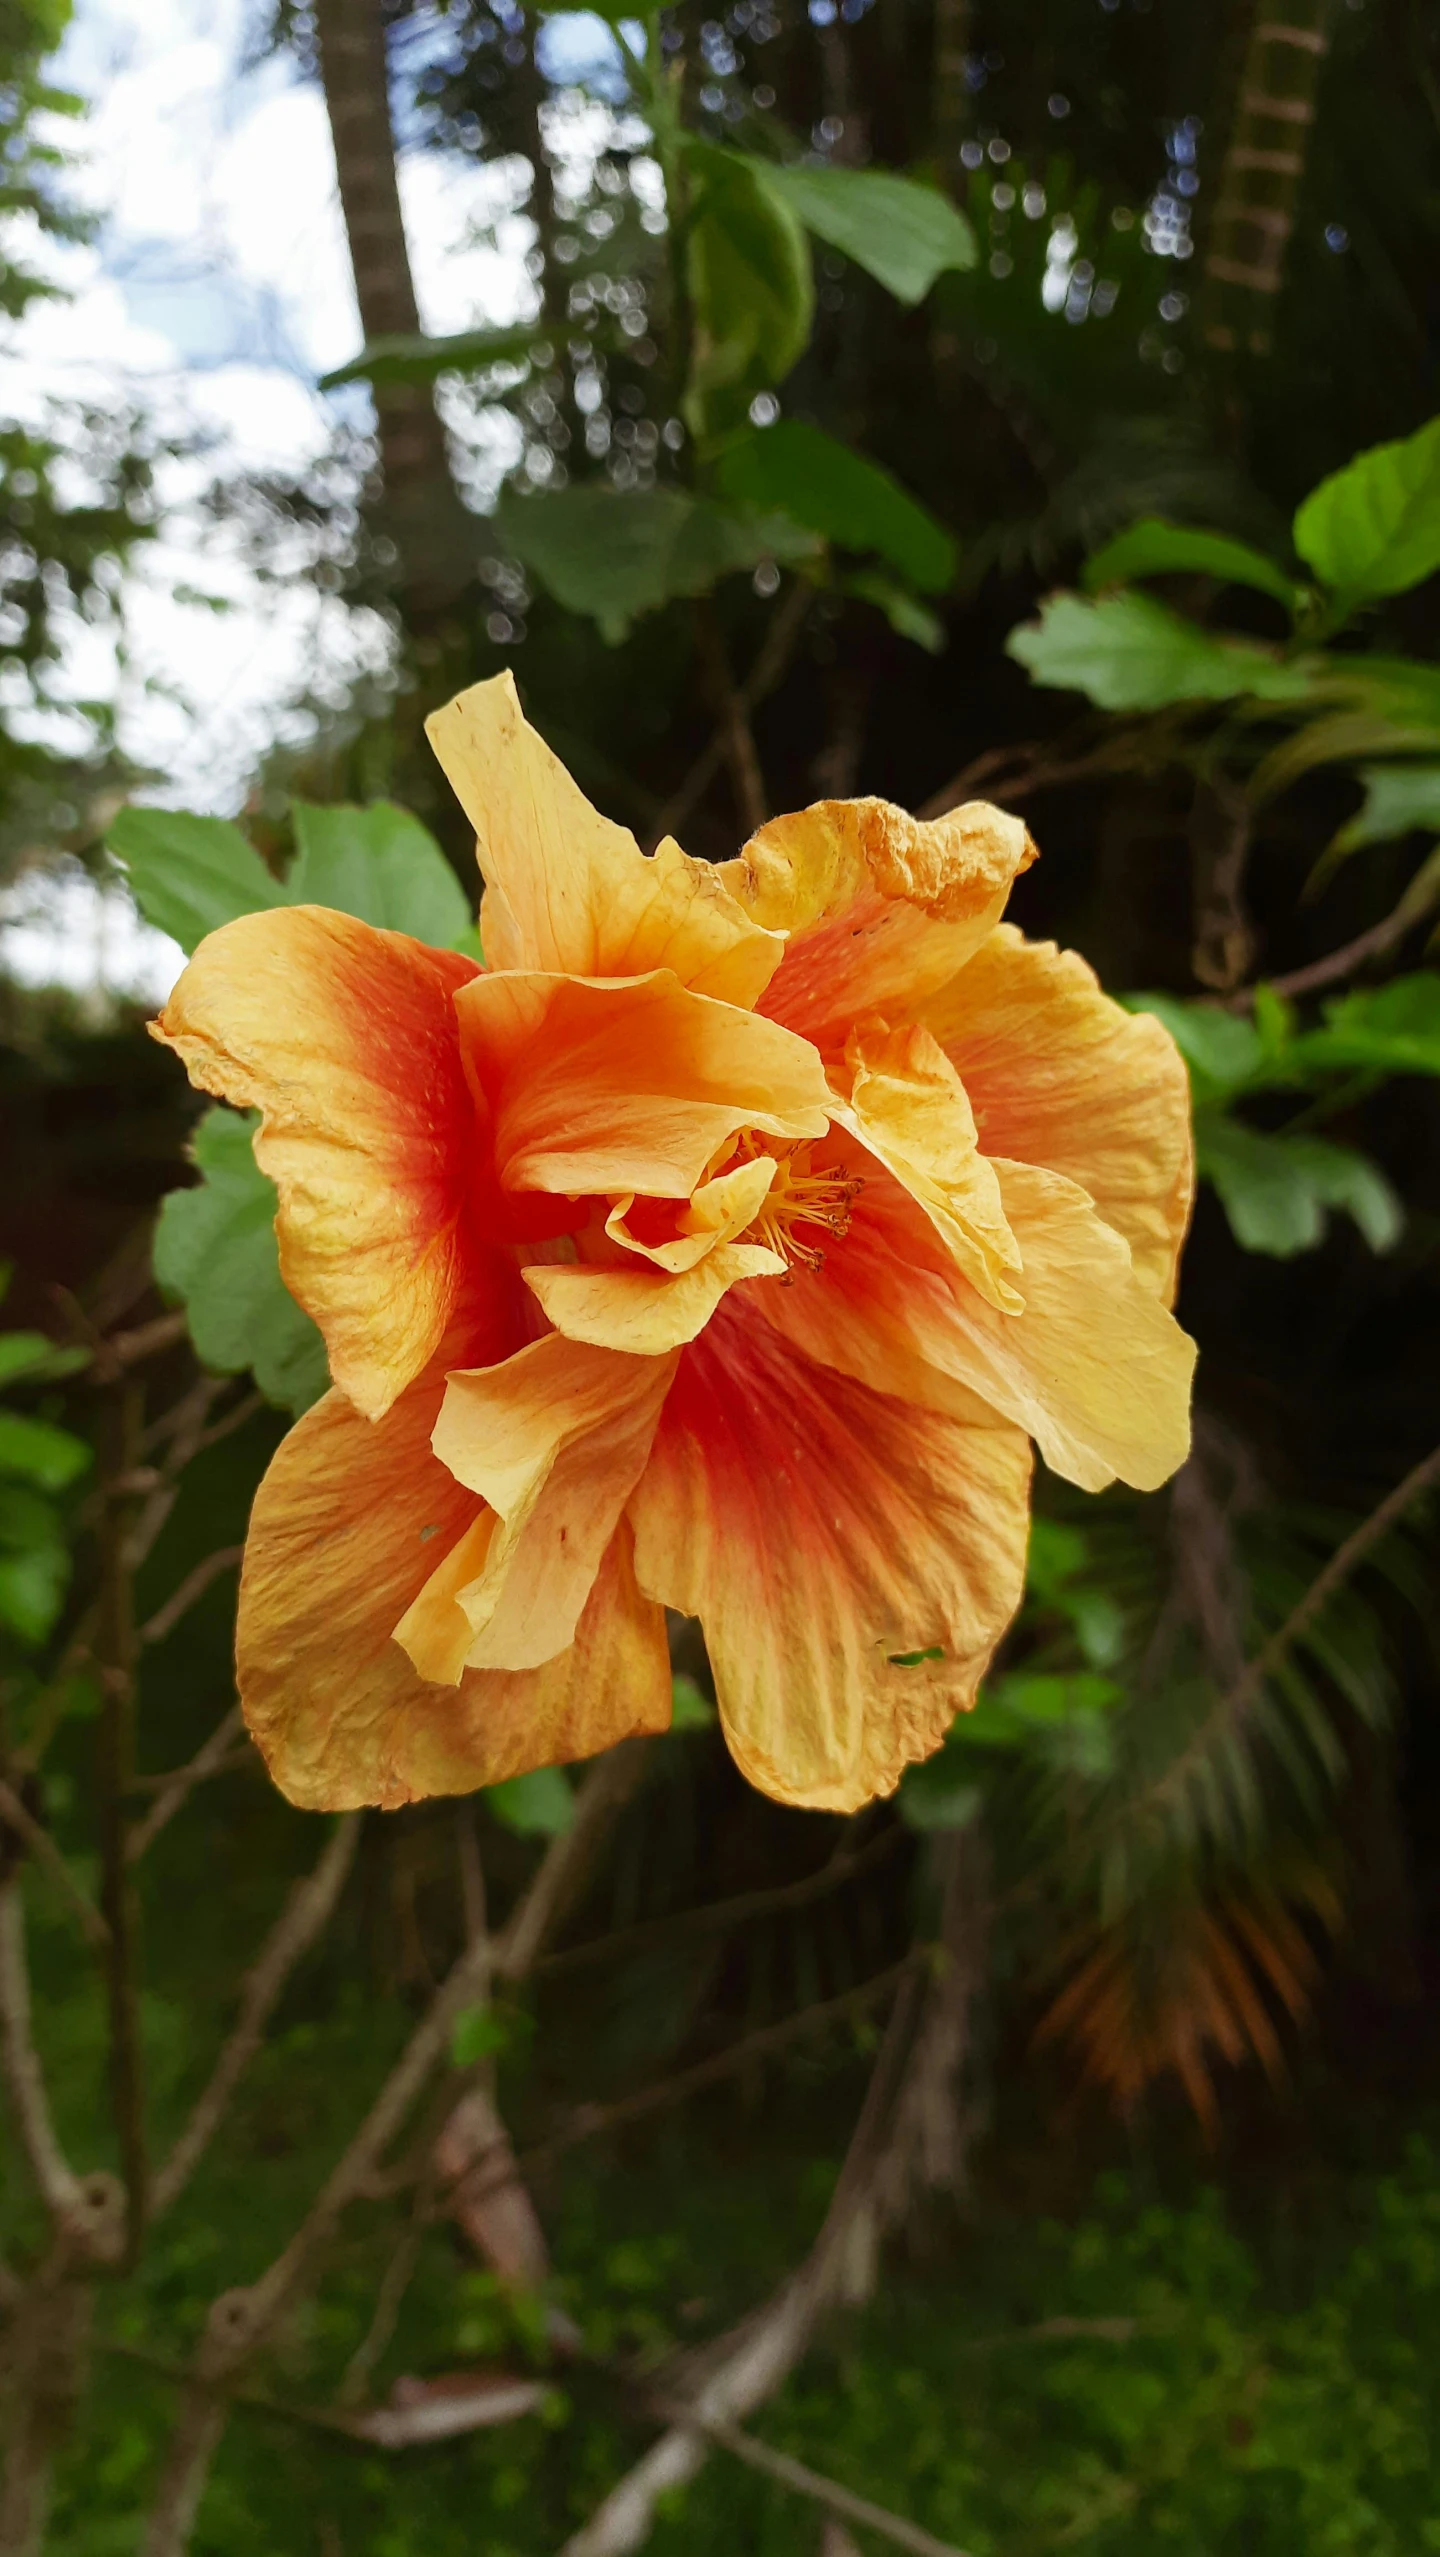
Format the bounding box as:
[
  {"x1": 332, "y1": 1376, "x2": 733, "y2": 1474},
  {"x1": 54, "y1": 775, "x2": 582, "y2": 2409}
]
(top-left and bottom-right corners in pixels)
[
  {"x1": 1199, "y1": 0, "x2": 1330, "y2": 358},
  {"x1": 311, "y1": 0, "x2": 473, "y2": 616}
]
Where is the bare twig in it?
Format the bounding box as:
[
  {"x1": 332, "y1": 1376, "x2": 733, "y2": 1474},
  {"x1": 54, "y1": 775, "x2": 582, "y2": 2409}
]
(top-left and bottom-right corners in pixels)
[
  {"x1": 138, "y1": 1549, "x2": 243, "y2": 1650},
  {"x1": 640, "y1": 2391, "x2": 972, "y2": 2557},
  {"x1": 646, "y1": 581, "x2": 810, "y2": 850},
  {"x1": 125, "y1": 1706, "x2": 245, "y2": 1866},
  {"x1": 514, "y1": 1960, "x2": 913, "y2": 2188},
  {"x1": 0, "y1": 1882, "x2": 82, "y2": 2222},
  {"x1": 335, "y1": 2206, "x2": 431, "y2": 2408},
  {"x1": 87, "y1": 1311, "x2": 187, "y2": 1384},
  {"x1": 1229, "y1": 844, "x2": 1440, "y2": 1008},
  {"x1": 150, "y1": 1814, "x2": 361, "y2": 2219},
  {"x1": 495, "y1": 1739, "x2": 653, "y2": 1984},
  {"x1": 0, "y1": 2276, "x2": 95, "y2": 2557},
  {"x1": 561, "y1": 1960, "x2": 932, "y2": 2557},
  {"x1": 0, "y1": 1781, "x2": 108, "y2": 1948},
  {"x1": 96, "y1": 1383, "x2": 148, "y2": 2255},
  {"x1": 696, "y1": 604, "x2": 768, "y2": 836},
  {"x1": 536, "y1": 1828, "x2": 905, "y2": 1983}
]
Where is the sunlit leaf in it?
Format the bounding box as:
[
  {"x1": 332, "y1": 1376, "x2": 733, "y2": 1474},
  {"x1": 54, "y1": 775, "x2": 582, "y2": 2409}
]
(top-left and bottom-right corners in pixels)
[
  {"x1": 153, "y1": 1107, "x2": 329, "y2": 1414},
  {"x1": 1196, "y1": 1116, "x2": 1402, "y2": 1257},
  {"x1": 0, "y1": 1539, "x2": 70, "y2": 1646},
  {"x1": 497, "y1": 483, "x2": 817, "y2": 640},
  {"x1": 684, "y1": 142, "x2": 814, "y2": 428},
  {"x1": 1294, "y1": 413, "x2": 1440, "y2": 604},
  {"x1": 1291, "y1": 972, "x2": 1440, "y2": 1079},
  {"x1": 289, "y1": 802, "x2": 474, "y2": 947},
  {"x1": 670, "y1": 1673, "x2": 716, "y2": 1728},
  {"x1": 319, "y1": 320, "x2": 551, "y2": 391},
  {"x1": 0, "y1": 1332, "x2": 88, "y2": 1388},
  {"x1": 1081, "y1": 516, "x2": 1300, "y2": 613},
  {"x1": 844, "y1": 570, "x2": 947, "y2": 653},
  {"x1": 108, "y1": 806, "x2": 284, "y2": 954},
  {"x1": 1332, "y1": 762, "x2": 1440, "y2": 853},
  {"x1": 1007, "y1": 591, "x2": 1315, "y2": 712},
  {"x1": 752, "y1": 161, "x2": 977, "y2": 304},
  {"x1": 486, "y1": 1766, "x2": 576, "y2": 1836},
  {"x1": 717, "y1": 419, "x2": 955, "y2": 592}
]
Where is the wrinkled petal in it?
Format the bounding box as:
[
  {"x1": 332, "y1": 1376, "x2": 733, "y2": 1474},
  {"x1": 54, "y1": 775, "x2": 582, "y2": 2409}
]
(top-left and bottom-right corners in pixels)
[
  {"x1": 238, "y1": 1363, "x2": 670, "y2": 1810},
  {"x1": 526, "y1": 1240, "x2": 785, "y2": 1356},
  {"x1": 918, "y1": 924, "x2": 1194, "y2": 1304},
  {"x1": 757, "y1": 1153, "x2": 1194, "y2": 1494},
  {"x1": 152, "y1": 907, "x2": 481, "y2": 1422},
  {"x1": 606, "y1": 1154, "x2": 777, "y2": 1272},
  {"x1": 456, "y1": 967, "x2": 830, "y2": 1201},
  {"x1": 840, "y1": 1018, "x2": 1022, "y2": 1312},
  {"x1": 719, "y1": 795, "x2": 1036, "y2": 1057},
  {"x1": 404, "y1": 1334, "x2": 674, "y2": 1674},
  {"x1": 628, "y1": 1297, "x2": 1031, "y2": 1812},
  {"x1": 427, "y1": 672, "x2": 782, "y2": 1003}
]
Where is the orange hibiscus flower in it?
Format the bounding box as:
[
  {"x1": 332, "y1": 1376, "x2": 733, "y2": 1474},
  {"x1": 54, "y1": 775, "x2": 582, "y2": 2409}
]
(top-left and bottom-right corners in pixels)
[{"x1": 153, "y1": 674, "x2": 1195, "y2": 1815}]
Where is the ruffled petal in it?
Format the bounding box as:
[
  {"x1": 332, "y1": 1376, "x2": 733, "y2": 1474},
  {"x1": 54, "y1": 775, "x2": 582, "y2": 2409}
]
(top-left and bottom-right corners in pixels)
[
  {"x1": 456, "y1": 967, "x2": 830, "y2": 1201},
  {"x1": 719, "y1": 795, "x2": 1035, "y2": 1058},
  {"x1": 628, "y1": 1297, "x2": 1032, "y2": 1812},
  {"x1": 526, "y1": 1241, "x2": 785, "y2": 1356},
  {"x1": 918, "y1": 924, "x2": 1194, "y2": 1303},
  {"x1": 237, "y1": 1364, "x2": 670, "y2": 1811},
  {"x1": 406, "y1": 1335, "x2": 675, "y2": 1674},
  {"x1": 152, "y1": 907, "x2": 480, "y2": 1421},
  {"x1": 758, "y1": 1154, "x2": 1195, "y2": 1495},
  {"x1": 427, "y1": 672, "x2": 782, "y2": 1003},
  {"x1": 605, "y1": 1154, "x2": 777, "y2": 1271},
  {"x1": 841, "y1": 1018, "x2": 1022, "y2": 1312}
]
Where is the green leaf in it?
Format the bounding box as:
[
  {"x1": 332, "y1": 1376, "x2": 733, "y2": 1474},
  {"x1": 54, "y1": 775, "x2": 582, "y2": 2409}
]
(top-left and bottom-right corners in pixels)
[
  {"x1": 1332, "y1": 762, "x2": 1440, "y2": 853},
  {"x1": 1124, "y1": 994, "x2": 1266, "y2": 1099},
  {"x1": 289, "y1": 802, "x2": 473, "y2": 947},
  {"x1": 0, "y1": 1543, "x2": 70, "y2": 1646},
  {"x1": 1081, "y1": 517, "x2": 1300, "y2": 613},
  {"x1": 486, "y1": 1766, "x2": 576, "y2": 1837},
  {"x1": 0, "y1": 1332, "x2": 88, "y2": 1388},
  {"x1": 0, "y1": 1410, "x2": 90, "y2": 1493},
  {"x1": 153, "y1": 1108, "x2": 329, "y2": 1414},
  {"x1": 684, "y1": 143, "x2": 814, "y2": 429},
  {"x1": 1291, "y1": 972, "x2": 1440, "y2": 1079},
  {"x1": 1294, "y1": 414, "x2": 1440, "y2": 604},
  {"x1": 670, "y1": 1673, "x2": 716, "y2": 1729},
  {"x1": 108, "y1": 806, "x2": 284, "y2": 954},
  {"x1": 752, "y1": 162, "x2": 977, "y2": 305},
  {"x1": 1007, "y1": 591, "x2": 1315, "y2": 713},
  {"x1": 1196, "y1": 1115, "x2": 1403, "y2": 1257},
  {"x1": 844, "y1": 571, "x2": 946, "y2": 654},
  {"x1": 450, "y1": 2004, "x2": 515, "y2": 2067},
  {"x1": 717, "y1": 420, "x2": 955, "y2": 593},
  {"x1": 897, "y1": 1761, "x2": 982, "y2": 1833},
  {"x1": 320, "y1": 320, "x2": 551, "y2": 391},
  {"x1": 497, "y1": 484, "x2": 817, "y2": 641}
]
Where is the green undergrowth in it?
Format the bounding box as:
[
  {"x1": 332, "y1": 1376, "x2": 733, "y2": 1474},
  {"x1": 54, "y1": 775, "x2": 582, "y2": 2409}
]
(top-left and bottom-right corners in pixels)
[{"x1": 41, "y1": 2111, "x2": 1440, "y2": 2554}]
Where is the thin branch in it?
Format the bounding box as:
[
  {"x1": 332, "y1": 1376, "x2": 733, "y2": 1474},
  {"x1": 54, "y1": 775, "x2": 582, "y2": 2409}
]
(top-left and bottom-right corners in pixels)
[
  {"x1": 0, "y1": 1782, "x2": 108, "y2": 1947},
  {"x1": 87, "y1": 1311, "x2": 188, "y2": 1383},
  {"x1": 335, "y1": 2202, "x2": 431, "y2": 2407},
  {"x1": 138, "y1": 1549, "x2": 243, "y2": 1650},
  {"x1": 561, "y1": 1961, "x2": 931, "y2": 2557},
  {"x1": 646, "y1": 581, "x2": 810, "y2": 851},
  {"x1": 533, "y1": 1826, "x2": 904, "y2": 1983},
  {"x1": 1145, "y1": 1440, "x2": 1440, "y2": 1827},
  {"x1": 641, "y1": 2391, "x2": 972, "y2": 2557},
  {"x1": 513, "y1": 1959, "x2": 913, "y2": 2188},
  {"x1": 1230, "y1": 845, "x2": 1440, "y2": 1008},
  {"x1": 96, "y1": 1383, "x2": 148, "y2": 2256},
  {"x1": 495, "y1": 1738, "x2": 654, "y2": 1984},
  {"x1": 125, "y1": 1707, "x2": 245, "y2": 1866},
  {"x1": 0, "y1": 1883, "x2": 82, "y2": 2221},
  {"x1": 150, "y1": 1814, "x2": 361, "y2": 2219},
  {"x1": 696, "y1": 603, "x2": 768, "y2": 836}
]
